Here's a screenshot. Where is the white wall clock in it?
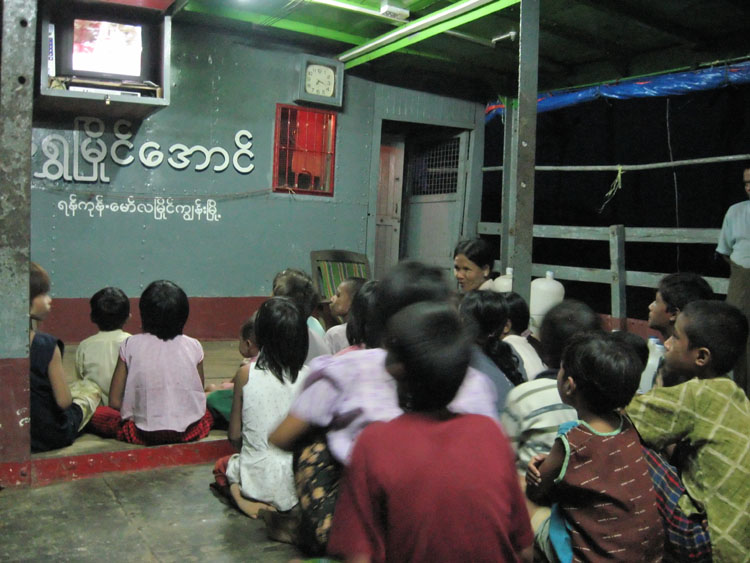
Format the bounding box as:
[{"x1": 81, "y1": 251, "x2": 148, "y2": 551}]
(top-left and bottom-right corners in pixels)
[{"x1": 295, "y1": 54, "x2": 344, "y2": 107}]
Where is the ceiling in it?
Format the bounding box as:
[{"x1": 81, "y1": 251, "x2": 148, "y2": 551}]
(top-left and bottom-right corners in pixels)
[{"x1": 169, "y1": 0, "x2": 750, "y2": 102}]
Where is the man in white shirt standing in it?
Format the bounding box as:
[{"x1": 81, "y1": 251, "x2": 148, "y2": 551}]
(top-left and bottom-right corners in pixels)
[{"x1": 716, "y1": 166, "x2": 750, "y2": 396}]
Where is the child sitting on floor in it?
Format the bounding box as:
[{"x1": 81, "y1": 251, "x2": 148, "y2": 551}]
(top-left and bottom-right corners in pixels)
[
  {"x1": 88, "y1": 280, "x2": 213, "y2": 445},
  {"x1": 212, "y1": 297, "x2": 310, "y2": 517},
  {"x1": 526, "y1": 332, "x2": 664, "y2": 562},
  {"x1": 336, "y1": 280, "x2": 379, "y2": 356},
  {"x1": 272, "y1": 268, "x2": 331, "y2": 362},
  {"x1": 75, "y1": 287, "x2": 131, "y2": 406},
  {"x1": 627, "y1": 300, "x2": 750, "y2": 562},
  {"x1": 29, "y1": 263, "x2": 101, "y2": 452},
  {"x1": 327, "y1": 301, "x2": 533, "y2": 562},
  {"x1": 324, "y1": 277, "x2": 366, "y2": 354},
  {"x1": 206, "y1": 314, "x2": 259, "y2": 393},
  {"x1": 205, "y1": 315, "x2": 260, "y2": 426}
]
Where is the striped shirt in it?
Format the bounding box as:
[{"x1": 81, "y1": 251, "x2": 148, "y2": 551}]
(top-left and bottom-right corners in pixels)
[
  {"x1": 627, "y1": 378, "x2": 750, "y2": 562},
  {"x1": 500, "y1": 369, "x2": 577, "y2": 472}
]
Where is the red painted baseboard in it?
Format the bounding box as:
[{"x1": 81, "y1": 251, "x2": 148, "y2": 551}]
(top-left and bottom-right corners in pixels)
[
  {"x1": 0, "y1": 358, "x2": 31, "y2": 464},
  {"x1": 0, "y1": 439, "x2": 235, "y2": 489},
  {"x1": 39, "y1": 297, "x2": 267, "y2": 342}
]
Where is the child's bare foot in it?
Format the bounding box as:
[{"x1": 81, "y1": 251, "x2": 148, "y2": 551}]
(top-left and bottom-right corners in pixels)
[
  {"x1": 229, "y1": 483, "x2": 277, "y2": 518},
  {"x1": 205, "y1": 383, "x2": 219, "y2": 393}
]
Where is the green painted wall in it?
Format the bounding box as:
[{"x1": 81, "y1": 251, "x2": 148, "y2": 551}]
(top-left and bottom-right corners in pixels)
[{"x1": 30, "y1": 20, "x2": 480, "y2": 300}]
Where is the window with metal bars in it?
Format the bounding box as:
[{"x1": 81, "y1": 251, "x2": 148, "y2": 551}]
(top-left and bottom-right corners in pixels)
[
  {"x1": 273, "y1": 104, "x2": 336, "y2": 196},
  {"x1": 406, "y1": 137, "x2": 460, "y2": 196}
]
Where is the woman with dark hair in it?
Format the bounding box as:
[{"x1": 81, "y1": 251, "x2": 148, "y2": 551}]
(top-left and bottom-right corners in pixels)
[
  {"x1": 212, "y1": 296, "x2": 310, "y2": 518},
  {"x1": 453, "y1": 238, "x2": 497, "y2": 292}
]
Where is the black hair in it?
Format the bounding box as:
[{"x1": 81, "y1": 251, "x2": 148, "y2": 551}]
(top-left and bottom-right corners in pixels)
[
  {"x1": 346, "y1": 280, "x2": 380, "y2": 348},
  {"x1": 255, "y1": 297, "x2": 308, "y2": 384},
  {"x1": 609, "y1": 331, "x2": 649, "y2": 369},
  {"x1": 386, "y1": 302, "x2": 470, "y2": 412},
  {"x1": 139, "y1": 280, "x2": 189, "y2": 341},
  {"x1": 459, "y1": 290, "x2": 524, "y2": 386},
  {"x1": 504, "y1": 291, "x2": 530, "y2": 334},
  {"x1": 540, "y1": 299, "x2": 603, "y2": 368},
  {"x1": 30, "y1": 262, "x2": 51, "y2": 302},
  {"x1": 681, "y1": 300, "x2": 749, "y2": 376},
  {"x1": 240, "y1": 313, "x2": 256, "y2": 342},
  {"x1": 503, "y1": 291, "x2": 545, "y2": 360},
  {"x1": 453, "y1": 238, "x2": 494, "y2": 270},
  {"x1": 90, "y1": 287, "x2": 130, "y2": 331},
  {"x1": 562, "y1": 332, "x2": 642, "y2": 415},
  {"x1": 369, "y1": 261, "x2": 451, "y2": 348},
  {"x1": 658, "y1": 273, "x2": 714, "y2": 314},
  {"x1": 272, "y1": 268, "x2": 319, "y2": 318}
]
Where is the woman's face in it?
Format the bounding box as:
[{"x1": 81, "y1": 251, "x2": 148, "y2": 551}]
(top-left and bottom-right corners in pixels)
[{"x1": 453, "y1": 253, "x2": 488, "y2": 292}]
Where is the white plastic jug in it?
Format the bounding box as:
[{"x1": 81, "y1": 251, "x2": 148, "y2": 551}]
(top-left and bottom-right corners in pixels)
[
  {"x1": 639, "y1": 336, "x2": 665, "y2": 394},
  {"x1": 493, "y1": 267, "x2": 514, "y2": 293},
  {"x1": 529, "y1": 271, "x2": 565, "y2": 337}
]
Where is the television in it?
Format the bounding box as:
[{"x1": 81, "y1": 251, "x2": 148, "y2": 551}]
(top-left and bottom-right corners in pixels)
[
  {"x1": 48, "y1": 2, "x2": 162, "y2": 87},
  {"x1": 72, "y1": 19, "x2": 142, "y2": 77}
]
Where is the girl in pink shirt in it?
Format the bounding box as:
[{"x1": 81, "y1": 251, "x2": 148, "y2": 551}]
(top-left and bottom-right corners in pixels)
[{"x1": 89, "y1": 280, "x2": 212, "y2": 444}]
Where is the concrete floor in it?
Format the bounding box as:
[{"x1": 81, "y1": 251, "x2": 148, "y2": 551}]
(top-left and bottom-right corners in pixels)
[{"x1": 0, "y1": 462, "x2": 302, "y2": 562}]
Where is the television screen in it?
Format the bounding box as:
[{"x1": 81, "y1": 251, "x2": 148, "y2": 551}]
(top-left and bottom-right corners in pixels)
[{"x1": 72, "y1": 19, "x2": 142, "y2": 77}]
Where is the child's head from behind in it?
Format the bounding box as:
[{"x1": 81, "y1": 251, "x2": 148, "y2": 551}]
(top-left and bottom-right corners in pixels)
[
  {"x1": 664, "y1": 300, "x2": 749, "y2": 382},
  {"x1": 609, "y1": 331, "x2": 649, "y2": 369},
  {"x1": 346, "y1": 280, "x2": 380, "y2": 348},
  {"x1": 385, "y1": 301, "x2": 470, "y2": 412},
  {"x1": 238, "y1": 313, "x2": 259, "y2": 359},
  {"x1": 255, "y1": 297, "x2": 308, "y2": 384},
  {"x1": 29, "y1": 262, "x2": 52, "y2": 321},
  {"x1": 272, "y1": 269, "x2": 318, "y2": 318},
  {"x1": 504, "y1": 291, "x2": 530, "y2": 336},
  {"x1": 559, "y1": 332, "x2": 642, "y2": 415},
  {"x1": 90, "y1": 287, "x2": 130, "y2": 331},
  {"x1": 540, "y1": 300, "x2": 602, "y2": 368},
  {"x1": 331, "y1": 277, "x2": 367, "y2": 318},
  {"x1": 370, "y1": 260, "x2": 452, "y2": 347},
  {"x1": 458, "y1": 290, "x2": 510, "y2": 347},
  {"x1": 140, "y1": 280, "x2": 189, "y2": 341}
]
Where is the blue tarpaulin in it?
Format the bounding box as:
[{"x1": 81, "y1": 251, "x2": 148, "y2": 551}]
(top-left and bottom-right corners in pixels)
[{"x1": 485, "y1": 60, "x2": 750, "y2": 123}]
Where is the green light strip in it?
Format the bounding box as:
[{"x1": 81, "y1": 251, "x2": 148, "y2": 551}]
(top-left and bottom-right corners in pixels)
[
  {"x1": 184, "y1": 3, "x2": 367, "y2": 44},
  {"x1": 344, "y1": 0, "x2": 520, "y2": 69},
  {"x1": 184, "y1": 1, "x2": 450, "y2": 62}
]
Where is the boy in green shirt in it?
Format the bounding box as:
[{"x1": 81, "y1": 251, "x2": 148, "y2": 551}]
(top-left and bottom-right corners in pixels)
[{"x1": 627, "y1": 300, "x2": 750, "y2": 562}]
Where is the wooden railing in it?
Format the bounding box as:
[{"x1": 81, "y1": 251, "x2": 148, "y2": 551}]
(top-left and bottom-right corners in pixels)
[{"x1": 477, "y1": 222, "x2": 727, "y2": 328}]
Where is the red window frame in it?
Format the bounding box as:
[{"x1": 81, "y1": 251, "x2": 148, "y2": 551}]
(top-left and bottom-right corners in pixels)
[{"x1": 272, "y1": 104, "x2": 337, "y2": 196}]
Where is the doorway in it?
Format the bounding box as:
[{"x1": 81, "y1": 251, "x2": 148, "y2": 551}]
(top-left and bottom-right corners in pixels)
[{"x1": 375, "y1": 121, "x2": 469, "y2": 280}]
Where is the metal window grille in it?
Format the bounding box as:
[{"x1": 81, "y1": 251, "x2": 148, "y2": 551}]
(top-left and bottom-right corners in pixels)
[
  {"x1": 406, "y1": 137, "x2": 460, "y2": 195},
  {"x1": 273, "y1": 104, "x2": 336, "y2": 195}
]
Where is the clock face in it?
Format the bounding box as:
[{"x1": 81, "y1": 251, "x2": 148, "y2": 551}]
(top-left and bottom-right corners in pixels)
[{"x1": 305, "y1": 64, "x2": 336, "y2": 98}]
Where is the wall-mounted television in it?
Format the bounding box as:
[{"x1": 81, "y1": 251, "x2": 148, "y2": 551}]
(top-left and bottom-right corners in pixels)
[
  {"x1": 72, "y1": 19, "x2": 143, "y2": 77},
  {"x1": 48, "y1": 2, "x2": 162, "y2": 87}
]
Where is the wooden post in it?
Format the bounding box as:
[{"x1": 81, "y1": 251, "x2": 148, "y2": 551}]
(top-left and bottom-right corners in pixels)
[{"x1": 609, "y1": 224, "x2": 627, "y2": 331}]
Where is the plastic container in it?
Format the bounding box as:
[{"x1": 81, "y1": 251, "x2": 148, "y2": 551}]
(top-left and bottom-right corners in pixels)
[
  {"x1": 639, "y1": 336, "x2": 665, "y2": 394},
  {"x1": 529, "y1": 271, "x2": 565, "y2": 337},
  {"x1": 493, "y1": 267, "x2": 514, "y2": 292}
]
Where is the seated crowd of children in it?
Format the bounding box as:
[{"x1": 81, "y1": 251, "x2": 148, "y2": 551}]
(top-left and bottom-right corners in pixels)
[{"x1": 28, "y1": 249, "x2": 750, "y2": 562}]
